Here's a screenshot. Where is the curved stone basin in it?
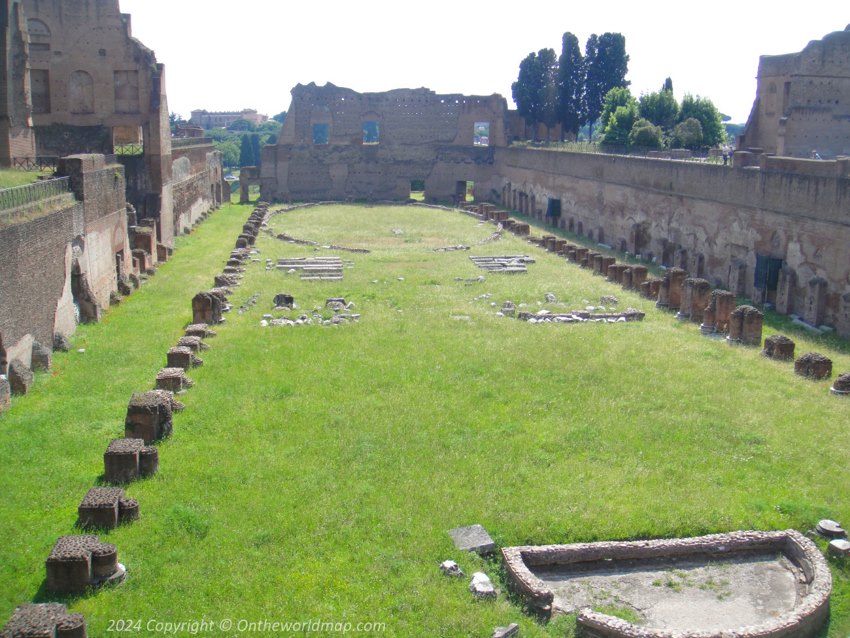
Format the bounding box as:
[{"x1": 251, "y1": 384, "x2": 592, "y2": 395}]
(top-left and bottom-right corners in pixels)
[{"x1": 502, "y1": 530, "x2": 831, "y2": 637}]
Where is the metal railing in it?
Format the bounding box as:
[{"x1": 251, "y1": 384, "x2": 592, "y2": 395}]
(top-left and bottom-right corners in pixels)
[
  {"x1": 0, "y1": 176, "x2": 71, "y2": 212},
  {"x1": 114, "y1": 143, "x2": 144, "y2": 156},
  {"x1": 11, "y1": 156, "x2": 59, "y2": 171}
]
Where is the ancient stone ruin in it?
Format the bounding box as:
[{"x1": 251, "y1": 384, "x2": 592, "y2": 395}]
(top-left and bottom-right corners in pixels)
[
  {"x1": 276, "y1": 257, "x2": 346, "y2": 281},
  {"x1": 124, "y1": 390, "x2": 179, "y2": 443},
  {"x1": 469, "y1": 255, "x2": 534, "y2": 274},
  {"x1": 155, "y1": 368, "x2": 193, "y2": 393},
  {"x1": 103, "y1": 438, "x2": 159, "y2": 483},
  {"x1": 727, "y1": 305, "x2": 764, "y2": 346},
  {"x1": 46, "y1": 535, "x2": 126, "y2": 595},
  {"x1": 0, "y1": 603, "x2": 86, "y2": 638},
  {"x1": 794, "y1": 352, "x2": 833, "y2": 380},
  {"x1": 763, "y1": 334, "x2": 796, "y2": 361},
  {"x1": 192, "y1": 291, "x2": 225, "y2": 325},
  {"x1": 78, "y1": 487, "x2": 138, "y2": 530},
  {"x1": 167, "y1": 346, "x2": 203, "y2": 370},
  {"x1": 832, "y1": 372, "x2": 850, "y2": 395},
  {"x1": 184, "y1": 323, "x2": 217, "y2": 339},
  {"x1": 701, "y1": 290, "x2": 737, "y2": 335},
  {"x1": 176, "y1": 336, "x2": 209, "y2": 353},
  {"x1": 502, "y1": 530, "x2": 830, "y2": 637}
]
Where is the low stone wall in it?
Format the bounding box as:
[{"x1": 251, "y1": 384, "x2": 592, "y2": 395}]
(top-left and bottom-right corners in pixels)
[{"x1": 502, "y1": 530, "x2": 830, "y2": 638}]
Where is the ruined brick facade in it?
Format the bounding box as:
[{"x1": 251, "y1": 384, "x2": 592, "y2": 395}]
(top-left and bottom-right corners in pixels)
[
  {"x1": 0, "y1": 0, "x2": 36, "y2": 166},
  {"x1": 261, "y1": 83, "x2": 506, "y2": 202},
  {"x1": 262, "y1": 72, "x2": 850, "y2": 337},
  {"x1": 21, "y1": 0, "x2": 176, "y2": 244},
  {"x1": 739, "y1": 25, "x2": 850, "y2": 158}
]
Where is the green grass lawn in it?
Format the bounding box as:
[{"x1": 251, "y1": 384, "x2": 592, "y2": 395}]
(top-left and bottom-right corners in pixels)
[
  {"x1": 1, "y1": 202, "x2": 849, "y2": 636},
  {"x1": 0, "y1": 168, "x2": 54, "y2": 189}
]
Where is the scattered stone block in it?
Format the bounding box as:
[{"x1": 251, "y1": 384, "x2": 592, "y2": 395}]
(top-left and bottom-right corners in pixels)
[
  {"x1": 46, "y1": 535, "x2": 125, "y2": 594},
  {"x1": 828, "y1": 539, "x2": 850, "y2": 557},
  {"x1": 469, "y1": 572, "x2": 497, "y2": 599},
  {"x1": 30, "y1": 340, "x2": 52, "y2": 371},
  {"x1": 701, "y1": 289, "x2": 736, "y2": 334},
  {"x1": 440, "y1": 560, "x2": 465, "y2": 577},
  {"x1": 192, "y1": 291, "x2": 223, "y2": 324},
  {"x1": 448, "y1": 524, "x2": 496, "y2": 555},
  {"x1": 0, "y1": 603, "x2": 86, "y2": 638},
  {"x1": 104, "y1": 438, "x2": 159, "y2": 483},
  {"x1": 795, "y1": 352, "x2": 833, "y2": 380},
  {"x1": 274, "y1": 293, "x2": 295, "y2": 308},
  {"x1": 78, "y1": 487, "x2": 139, "y2": 529},
  {"x1": 8, "y1": 360, "x2": 33, "y2": 396},
  {"x1": 156, "y1": 367, "x2": 193, "y2": 392},
  {"x1": 167, "y1": 346, "x2": 203, "y2": 369},
  {"x1": 125, "y1": 391, "x2": 176, "y2": 442},
  {"x1": 816, "y1": 519, "x2": 845, "y2": 538},
  {"x1": 763, "y1": 335, "x2": 796, "y2": 360},
  {"x1": 53, "y1": 333, "x2": 72, "y2": 352},
  {"x1": 630, "y1": 265, "x2": 648, "y2": 290},
  {"x1": 177, "y1": 335, "x2": 209, "y2": 353},
  {"x1": 831, "y1": 372, "x2": 850, "y2": 395},
  {"x1": 184, "y1": 323, "x2": 217, "y2": 339},
  {"x1": 727, "y1": 305, "x2": 763, "y2": 346},
  {"x1": 493, "y1": 623, "x2": 519, "y2": 638},
  {"x1": 502, "y1": 301, "x2": 516, "y2": 317}
]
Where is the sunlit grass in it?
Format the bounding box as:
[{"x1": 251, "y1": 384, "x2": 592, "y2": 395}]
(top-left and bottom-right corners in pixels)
[{"x1": 1, "y1": 203, "x2": 849, "y2": 636}]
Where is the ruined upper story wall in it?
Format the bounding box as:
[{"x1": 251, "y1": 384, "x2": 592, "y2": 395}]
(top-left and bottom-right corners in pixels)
[
  {"x1": 741, "y1": 25, "x2": 850, "y2": 157},
  {"x1": 278, "y1": 83, "x2": 507, "y2": 148},
  {"x1": 23, "y1": 0, "x2": 163, "y2": 131}
]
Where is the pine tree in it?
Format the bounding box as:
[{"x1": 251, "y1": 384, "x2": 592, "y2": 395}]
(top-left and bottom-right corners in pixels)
[{"x1": 557, "y1": 32, "x2": 584, "y2": 140}]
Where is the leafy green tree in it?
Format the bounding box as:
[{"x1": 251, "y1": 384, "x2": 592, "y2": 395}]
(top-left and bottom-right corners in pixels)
[
  {"x1": 215, "y1": 138, "x2": 240, "y2": 167},
  {"x1": 239, "y1": 134, "x2": 254, "y2": 167},
  {"x1": 557, "y1": 32, "x2": 584, "y2": 139},
  {"x1": 602, "y1": 102, "x2": 638, "y2": 147},
  {"x1": 662, "y1": 77, "x2": 673, "y2": 92},
  {"x1": 639, "y1": 89, "x2": 679, "y2": 131},
  {"x1": 679, "y1": 95, "x2": 724, "y2": 147},
  {"x1": 629, "y1": 118, "x2": 663, "y2": 148},
  {"x1": 169, "y1": 112, "x2": 186, "y2": 134},
  {"x1": 673, "y1": 117, "x2": 703, "y2": 149},
  {"x1": 511, "y1": 48, "x2": 558, "y2": 139},
  {"x1": 599, "y1": 87, "x2": 635, "y2": 132},
  {"x1": 258, "y1": 120, "x2": 282, "y2": 134},
  {"x1": 228, "y1": 119, "x2": 256, "y2": 132},
  {"x1": 272, "y1": 111, "x2": 287, "y2": 124},
  {"x1": 583, "y1": 32, "x2": 630, "y2": 140}
]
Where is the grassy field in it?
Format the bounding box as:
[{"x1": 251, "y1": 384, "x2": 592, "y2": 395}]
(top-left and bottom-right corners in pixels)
[
  {"x1": 1, "y1": 201, "x2": 849, "y2": 636},
  {"x1": 0, "y1": 168, "x2": 53, "y2": 189}
]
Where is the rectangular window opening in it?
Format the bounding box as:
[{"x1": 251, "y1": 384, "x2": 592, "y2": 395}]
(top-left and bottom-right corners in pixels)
[
  {"x1": 312, "y1": 123, "x2": 329, "y2": 145},
  {"x1": 473, "y1": 121, "x2": 490, "y2": 147},
  {"x1": 410, "y1": 179, "x2": 425, "y2": 202},
  {"x1": 362, "y1": 121, "x2": 379, "y2": 145},
  {"x1": 546, "y1": 198, "x2": 562, "y2": 218}
]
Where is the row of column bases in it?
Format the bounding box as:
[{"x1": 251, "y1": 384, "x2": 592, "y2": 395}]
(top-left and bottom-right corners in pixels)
[
  {"x1": 0, "y1": 205, "x2": 268, "y2": 638},
  {"x1": 529, "y1": 233, "x2": 850, "y2": 391}
]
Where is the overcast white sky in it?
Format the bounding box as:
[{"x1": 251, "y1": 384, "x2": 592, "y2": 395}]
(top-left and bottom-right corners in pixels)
[{"x1": 119, "y1": 0, "x2": 847, "y2": 124}]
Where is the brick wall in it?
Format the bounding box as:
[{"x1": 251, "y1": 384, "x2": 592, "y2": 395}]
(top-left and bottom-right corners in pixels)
[{"x1": 0, "y1": 204, "x2": 77, "y2": 357}]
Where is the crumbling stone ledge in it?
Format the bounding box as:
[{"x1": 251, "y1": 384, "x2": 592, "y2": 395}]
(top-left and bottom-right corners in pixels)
[
  {"x1": 0, "y1": 603, "x2": 86, "y2": 638},
  {"x1": 516, "y1": 309, "x2": 645, "y2": 324},
  {"x1": 502, "y1": 530, "x2": 830, "y2": 638},
  {"x1": 46, "y1": 535, "x2": 126, "y2": 594}
]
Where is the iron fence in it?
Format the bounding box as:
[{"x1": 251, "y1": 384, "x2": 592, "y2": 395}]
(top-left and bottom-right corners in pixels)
[
  {"x1": 114, "y1": 143, "x2": 144, "y2": 156},
  {"x1": 0, "y1": 176, "x2": 71, "y2": 212},
  {"x1": 11, "y1": 156, "x2": 59, "y2": 171}
]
